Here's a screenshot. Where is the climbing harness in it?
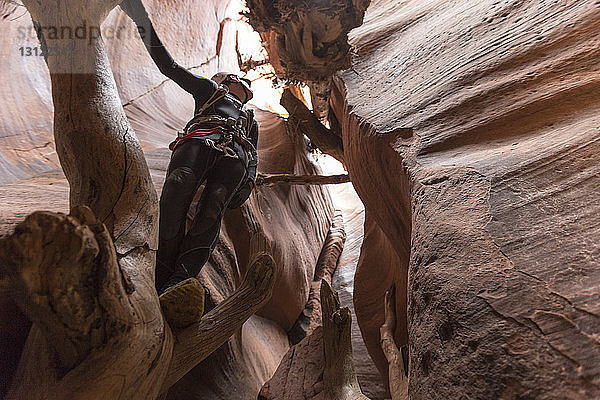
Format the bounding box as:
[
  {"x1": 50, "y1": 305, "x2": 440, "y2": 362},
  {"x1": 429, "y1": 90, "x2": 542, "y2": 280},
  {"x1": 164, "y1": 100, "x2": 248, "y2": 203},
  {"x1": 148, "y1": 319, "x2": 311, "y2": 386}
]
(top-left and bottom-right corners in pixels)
[{"x1": 169, "y1": 88, "x2": 258, "y2": 164}]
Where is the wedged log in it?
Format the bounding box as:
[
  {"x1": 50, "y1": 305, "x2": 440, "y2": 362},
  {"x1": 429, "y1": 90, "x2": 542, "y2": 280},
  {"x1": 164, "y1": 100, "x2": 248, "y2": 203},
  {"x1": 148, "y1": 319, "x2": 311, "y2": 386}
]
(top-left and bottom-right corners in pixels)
[
  {"x1": 162, "y1": 232, "x2": 276, "y2": 390},
  {"x1": 0, "y1": 206, "x2": 277, "y2": 399},
  {"x1": 244, "y1": 0, "x2": 370, "y2": 82},
  {"x1": 256, "y1": 173, "x2": 350, "y2": 187},
  {"x1": 281, "y1": 88, "x2": 345, "y2": 164},
  {"x1": 306, "y1": 79, "x2": 333, "y2": 123},
  {"x1": 260, "y1": 281, "x2": 370, "y2": 400},
  {"x1": 1, "y1": 207, "x2": 136, "y2": 373},
  {"x1": 245, "y1": 0, "x2": 371, "y2": 124},
  {"x1": 289, "y1": 211, "x2": 346, "y2": 344},
  {"x1": 21, "y1": 0, "x2": 158, "y2": 254}
]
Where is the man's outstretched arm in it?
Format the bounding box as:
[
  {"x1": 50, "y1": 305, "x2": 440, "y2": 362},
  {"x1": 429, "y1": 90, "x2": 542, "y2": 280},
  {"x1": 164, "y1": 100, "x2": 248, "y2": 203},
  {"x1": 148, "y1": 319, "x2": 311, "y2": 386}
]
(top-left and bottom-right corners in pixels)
[{"x1": 119, "y1": 0, "x2": 201, "y2": 94}]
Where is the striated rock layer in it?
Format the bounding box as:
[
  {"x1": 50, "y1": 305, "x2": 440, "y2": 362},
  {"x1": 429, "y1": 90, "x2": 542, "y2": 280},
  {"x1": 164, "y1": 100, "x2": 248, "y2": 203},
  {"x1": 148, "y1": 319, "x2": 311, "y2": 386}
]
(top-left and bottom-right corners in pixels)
[
  {"x1": 329, "y1": 0, "x2": 600, "y2": 398},
  {"x1": 0, "y1": 1, "x2": 335, "y2": 398}
]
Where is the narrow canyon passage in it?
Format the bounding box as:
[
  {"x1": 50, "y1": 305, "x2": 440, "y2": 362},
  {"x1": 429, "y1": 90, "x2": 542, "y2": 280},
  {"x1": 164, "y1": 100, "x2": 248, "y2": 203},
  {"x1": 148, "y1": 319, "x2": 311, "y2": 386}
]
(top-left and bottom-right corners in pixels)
[{"x1": 1, "y1": 0, "x2": 599, "y2": 399}]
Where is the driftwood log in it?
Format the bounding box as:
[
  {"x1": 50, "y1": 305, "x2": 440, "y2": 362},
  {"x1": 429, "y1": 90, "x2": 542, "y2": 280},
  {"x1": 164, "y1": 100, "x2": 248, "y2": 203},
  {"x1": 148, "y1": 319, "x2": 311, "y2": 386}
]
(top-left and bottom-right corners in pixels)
[
  {"x1": 321, "y1": 280, "x2": 370, "y2": 400},
  {"x1": 0, "y1": 1, "x2": 276, "y2": 398},
  {"x1": 162, "y1": 232, "x2": 275, "y2": 390},
  {"x1": 289, "y1": 211, "x2": 346, "y2": 344},
  {"x1": 281, "y1": 88, "x2": 345, "y2": 164}
]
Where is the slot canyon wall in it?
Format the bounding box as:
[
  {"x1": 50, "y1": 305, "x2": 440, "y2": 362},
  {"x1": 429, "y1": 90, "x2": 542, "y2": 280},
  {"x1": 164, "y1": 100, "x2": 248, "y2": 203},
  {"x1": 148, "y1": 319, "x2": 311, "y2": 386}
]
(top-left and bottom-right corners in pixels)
[
  {"x1": 336, "y1": 1, "x2": 600, "y2": 397},
  {"x1": 247, "y1": 0, "x2": 600, "y2": 398},
  {"x1": 0, "y1": 1, "x2": 343, "y2": 399}
]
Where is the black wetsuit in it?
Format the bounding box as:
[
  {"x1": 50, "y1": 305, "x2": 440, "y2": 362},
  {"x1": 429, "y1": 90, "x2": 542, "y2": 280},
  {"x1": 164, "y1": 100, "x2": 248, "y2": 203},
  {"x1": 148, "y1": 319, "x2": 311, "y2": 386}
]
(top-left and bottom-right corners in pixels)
[{"x1": 128, "y1": 12, "x2": 259, "y2": 293}]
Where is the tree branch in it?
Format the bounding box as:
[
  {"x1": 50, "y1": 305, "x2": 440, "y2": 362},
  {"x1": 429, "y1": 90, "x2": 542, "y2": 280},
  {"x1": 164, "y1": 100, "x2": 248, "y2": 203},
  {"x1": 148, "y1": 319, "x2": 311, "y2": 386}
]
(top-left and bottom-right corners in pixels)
[
  {"x1": 281, "y1": 88, "x2": 345, "y2": 164},
  {"x1": 256, "y1": 173, "x2": 350, "y2": 187},
  {"x1": 22, "y1": 0, "x2": 158, "y2": 255},
  {"x1": 307, "y1": 78, "x2": 332, "y2": 123},
  {"x1": 314, "y1": 212, "x2": 346, "y2": 283},
  {"x1": 289, "y1": 211, "x2": 346, "y2": 344},
  {"x1": 162, "y1": 232, "x2": 276, "y2": 391}
]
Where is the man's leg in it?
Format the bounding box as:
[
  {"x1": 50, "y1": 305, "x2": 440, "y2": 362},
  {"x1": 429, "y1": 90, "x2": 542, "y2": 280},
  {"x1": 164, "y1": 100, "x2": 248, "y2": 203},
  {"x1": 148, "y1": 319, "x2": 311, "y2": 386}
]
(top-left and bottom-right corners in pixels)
[
  {"x1": 174, "y1": 154, "x2": 247, "y2": 279},
  {"x1": 156, "y1": 141, "x2": 217, "y2": 292}
]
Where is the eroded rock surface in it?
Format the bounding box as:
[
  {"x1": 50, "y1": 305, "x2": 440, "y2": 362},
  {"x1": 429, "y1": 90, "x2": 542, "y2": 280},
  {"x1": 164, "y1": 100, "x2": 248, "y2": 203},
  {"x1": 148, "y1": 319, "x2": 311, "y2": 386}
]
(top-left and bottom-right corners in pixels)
[
  {"x1": 246, "y1": 0, "x2": 600, "y2": 397},
  {"x1": 264, "y1": 181, "x2": 388, "y2": 398},
  {"x1": 331, "y1": 0, "x2": 600, "y2": 398}
]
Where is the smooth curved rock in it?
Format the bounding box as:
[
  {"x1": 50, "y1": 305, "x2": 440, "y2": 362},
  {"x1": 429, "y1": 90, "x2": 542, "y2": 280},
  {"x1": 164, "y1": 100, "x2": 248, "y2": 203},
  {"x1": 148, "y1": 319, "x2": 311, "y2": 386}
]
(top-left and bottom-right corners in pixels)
[{"x1": 330, "y1": 0, "x2": 600, "y2": 397}]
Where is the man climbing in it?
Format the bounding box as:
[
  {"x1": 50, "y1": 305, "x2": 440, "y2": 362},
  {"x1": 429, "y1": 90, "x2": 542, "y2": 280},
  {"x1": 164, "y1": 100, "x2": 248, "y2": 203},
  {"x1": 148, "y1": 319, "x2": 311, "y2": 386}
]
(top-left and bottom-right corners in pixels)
[{"x1": 120, "y1": 0, "x2": 259, "y2": 310}]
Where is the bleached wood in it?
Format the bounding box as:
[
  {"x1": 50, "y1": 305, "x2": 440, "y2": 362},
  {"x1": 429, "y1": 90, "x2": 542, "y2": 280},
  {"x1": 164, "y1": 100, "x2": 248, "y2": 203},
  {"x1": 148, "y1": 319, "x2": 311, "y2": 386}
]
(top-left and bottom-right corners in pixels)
[
  {"x1": 162, "y1": 235, "x2": 276, "y2": 390},
  {"x1": 321, "y1": 280, "x2": 371, "y2": 400}
]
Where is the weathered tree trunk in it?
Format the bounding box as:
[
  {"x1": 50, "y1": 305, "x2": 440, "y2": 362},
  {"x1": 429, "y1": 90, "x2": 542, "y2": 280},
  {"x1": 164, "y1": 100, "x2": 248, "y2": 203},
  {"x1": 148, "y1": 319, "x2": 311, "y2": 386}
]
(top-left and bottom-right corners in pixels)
[
  {"x1": 246, "y1": 0, "x2": 370, "y2": 155},
  {"x1": 0, "y1": 1, "x2": 276, "y2": 398},
  {"x1": 1, "y1": 206, "x2": 276, "y2": 399},
  {"x1": 321, "y1": 280, "x2": 370, "y2": 400},
  {"x1": 3, "y1": 1, "x2": 167, "y2": 398},
  {"x1": 260, "y1": 278, "x2": 373, "y2": 400},
  {"x1": 289, "y1": 211, "x2": 346, "y2": 343}
]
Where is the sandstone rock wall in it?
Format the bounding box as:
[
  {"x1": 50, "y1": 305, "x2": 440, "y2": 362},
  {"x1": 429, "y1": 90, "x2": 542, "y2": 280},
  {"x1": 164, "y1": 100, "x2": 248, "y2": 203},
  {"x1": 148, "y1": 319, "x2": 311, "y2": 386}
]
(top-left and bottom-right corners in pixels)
[
  {"x1": 0, "y1": 5, "x2": 56, "y2": 184},
  {"x1": 330, "y1": 0, "x2": 600, "y2": 397}
]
